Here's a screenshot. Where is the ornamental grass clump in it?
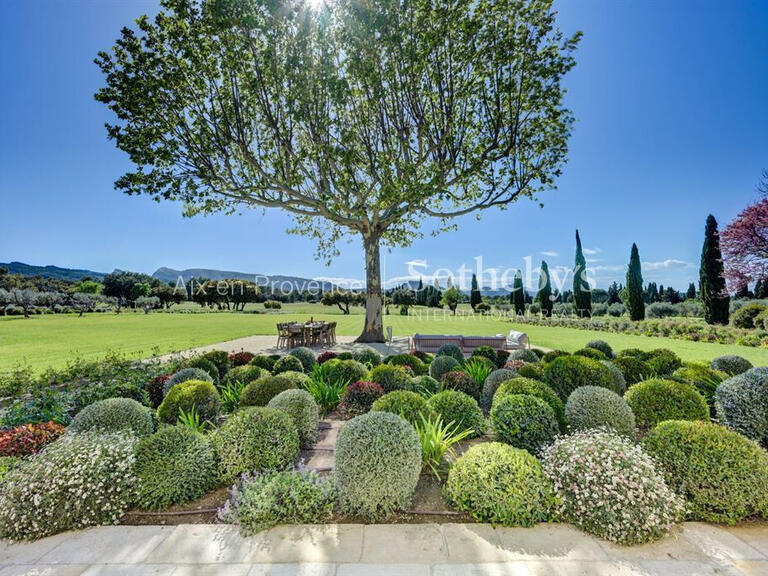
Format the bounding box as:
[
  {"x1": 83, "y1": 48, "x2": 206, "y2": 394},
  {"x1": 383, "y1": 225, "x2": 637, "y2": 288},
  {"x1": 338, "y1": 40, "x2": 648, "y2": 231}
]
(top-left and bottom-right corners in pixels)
[
  {"x1": 445, "y1": 442, "x2": 554, "y2": 526},
  {"x1": 643, "y1": 420, "x2": 768, "y2": 524},
  {"x1": 0, "y1": 432, "x2": 138, "y2": 540},
  {"x1": 267, "y1": 389, "x2": 319, "y2": 448},
  {"x1": 542, "y1": 429, "x2": 683, "y2": 545},
  {"x1": 69, "y1": 397, "x2": 156, "y2": 437},
  {"x1": 714, "y1": 367, "x2": 768, "y2": 447},
  {"x1": 490, "y1": 394, "x2": 558, "y2": 455},
  {"x1": 427, "y1": 390, "x2": 485, "y2": 437},
  {"x1": 134, "y1": 426, "x2": 218, "y2": 511},
  {"x1": 565, "y1": 386, "x2": 635, "y2": 438},
  {"x1": 624, "y1": 379, "x2": 708, "y2": 430},
  {"x1": 414, "y1": 413, "x2": 473, "y2": 479},
  {"x1": 371, "y1": 390, "x2": 434, "y2": 426},
  {"x1": 334, "y1": 411, "x2": 421, "y2": 520}
]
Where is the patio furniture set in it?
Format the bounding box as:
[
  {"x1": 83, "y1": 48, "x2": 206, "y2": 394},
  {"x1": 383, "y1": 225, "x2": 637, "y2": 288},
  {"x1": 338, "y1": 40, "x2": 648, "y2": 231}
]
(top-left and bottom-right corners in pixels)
[{"x1": 276, "y1": 321, "x2": 337, "y2": 349}]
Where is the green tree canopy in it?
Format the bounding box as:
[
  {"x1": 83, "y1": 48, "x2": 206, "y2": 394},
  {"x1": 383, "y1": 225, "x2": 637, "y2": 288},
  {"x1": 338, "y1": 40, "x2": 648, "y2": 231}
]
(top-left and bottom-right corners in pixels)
[
  {"x1": 538, "y1": 260, "x2": 553, "y2": 316},
  {"x1": 625, "y1": 243, "x2": 644, "y2": 321}
]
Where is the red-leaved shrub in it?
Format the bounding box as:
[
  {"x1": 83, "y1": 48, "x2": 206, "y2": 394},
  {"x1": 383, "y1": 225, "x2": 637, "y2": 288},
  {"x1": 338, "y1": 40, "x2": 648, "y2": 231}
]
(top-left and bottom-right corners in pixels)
[
  {"x1": 340, "y1": 381, "x2": 385, "y2": 418},
  {"x1": 0, "y1": 421, "x2": 66, "y2": 457},
  {"x1": 317, "y1": 351, "x2": 338, "y2": 364},
  {"x1": 229, "y1": 351, "x2": 255, "y2": 367},
  {"x1": 145, "y1": 374, "x2": 170, "y2": 408}
]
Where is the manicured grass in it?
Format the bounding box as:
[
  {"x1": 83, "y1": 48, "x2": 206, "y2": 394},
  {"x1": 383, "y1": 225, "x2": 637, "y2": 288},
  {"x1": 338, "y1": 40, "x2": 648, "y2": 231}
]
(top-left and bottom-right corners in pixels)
[{"x1": 2, "y1": 304, "x2": 768, "y2": 372}]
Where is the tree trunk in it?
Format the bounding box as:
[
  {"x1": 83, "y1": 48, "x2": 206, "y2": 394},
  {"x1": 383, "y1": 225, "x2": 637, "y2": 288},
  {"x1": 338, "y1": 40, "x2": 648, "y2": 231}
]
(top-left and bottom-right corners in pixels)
[{"x1": 357, "y1": 232, "x2": 385, "y2": 342}]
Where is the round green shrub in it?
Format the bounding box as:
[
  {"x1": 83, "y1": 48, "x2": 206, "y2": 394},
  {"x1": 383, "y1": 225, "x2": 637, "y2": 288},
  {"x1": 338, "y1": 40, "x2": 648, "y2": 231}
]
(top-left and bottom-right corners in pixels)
[
  {"x1": 508, "y1": 349, "x2": 540, "y2": 363},
  {"x1": 368, "y1": 364, "x2": 411, "y2": 393},
  {"x1": 516, "y1": 362, "x2": 546, "y2": 380},
  {"x1": 334, "y1": 411, "x2": 422, "y2": 520},
  {"x1": 240, "y1": 376, "x2": 297, "y2": 407},
  {"x1": 0, "y1": 432, "x2": 138, "y2": 540},
  {"x1": 267, "y1": 389, "x2": 319, "y2": 448},
  {"x1": 163, "y1": 367, "x2": 213, "y2": 396},
  {"x1": 471, "y1": 345, "x2": 500, "y2": 367},
  {"x1": 250, "y1": 354, "x2": 278, "y2": 372},
  {"x1": 445, "y1": 442, "x2": 553, "y2": 526},
  {"x1": 353, "y1": 347, "x2": 383, "y2": 367},
  {"x1": 490, "y1": 394, "x2": 558, "y2": 455},
  {"x1": 410, "y1": 375, "x2": 439, "y2": 395},
  {"x1": 224, "y1": 365, "x2": 268, "y2": 387},
  {"x1": 327, "y1": 359, "x2": 368, "y2": 385},
  {"x1": 371, "y1": 390, "x2": 434, "y2": 426},
  {"x1": 427, "y1": 390, "x2": 485, "y2": 437},
  {"x1": 542, "y1": 350, "x2": 569, "y2": 363},
  {"x1": 157, "y1": 379, "x2": 221, "y2": 425},
  {"x1": 278, "y1": 370, "x2": 311, "y2": 389},
  {"x1": 387, "y1": 354, "x2": 427, "y2": 375},
  {"x1": 69, "y1": 397, "x2": 155, "y2": 437},
  {"x1": 288, "y1": 347, "x2": 316, "y2": 373},
  {"x1": 715, "y1": 367, "x2": 768, "y2": 446},
  {"x1": 336, "y1": 352, "x2": 355, "y2": 361},
  {"x1": 673, "y1": 363, "x2": 727, "y2": 413},
  {"x1": 436, "y1": 343, "x2": 464, "y2": 364},
  {"x1": 542, "y1": 355, "x2": 617, "y2": 401},
  {"x1": 624, "y1": 379, "x2": 708, "y2": 430},
  {"x1": 340, "y1": 381, "x2": 385, "y2": 417},
  {"x1": 586, "y1": 340, "x2": 614, "y2": 359},
  {"x1": 643, "y1": 420, "x2": 768, "y2": 523},
  {"x1": 731, "y1": 302, "x2": 766, "y2": 329},
  {"x1": 480, "y1": 369, "x2": 518, "y2": 414},
  {"x1": 617, "y1": 348, "x2": 646, "y2": 359},
  {"x1": 645, "y1": 349, "x2": 682, "y2": 376},
  {"x1": 273, "y1": 355, "x2": 304, "y2": 375},
  {"x1": 574, "y1": 347, "x2": 608, "y2": 361},
  {"x1": 186, "y1": 357, "x2": 220, "y2": 385},
  {"x1": 711, "y1": 354, "x2": 753, "y2": 376},
  {"x1": 200, "y1": 350, "x2": 230, "y2": 377},
  {"x1": 600, "y1": 360, "x2": 627, "y2": 395},
  {"x1": 213, "y1": 407, "x2": 299, "y2": 483},
  {"x1": 134, "y1": 426, "x2": 218, "y2": 510},
  {"x1": 0, "y1": 457, "x2": 19, "y2": 483},
  {"x1": 494, "y1": 377, "x2": 565, "y2": 432},
  {"x1": 440, "y1": 370, "x2": 480, "y2": 402},
  {"x1": 610, "y1": 355, "x2": 653, "y2": 386},
  {"x1": 429, "y1": 355, "x2": 460, "y2": 381},
  {"x1": 542, "y1": 430, "x2": 683, "y2": 545},
  {"x1": 565, "y1": 386, "x2": 635, "y2": 437}
]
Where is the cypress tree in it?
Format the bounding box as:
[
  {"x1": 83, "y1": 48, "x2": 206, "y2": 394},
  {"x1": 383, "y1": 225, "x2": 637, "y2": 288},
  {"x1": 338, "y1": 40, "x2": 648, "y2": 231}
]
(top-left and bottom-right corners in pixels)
[
  {"x1": 686, "y1": 282, "x2": 696, "y2": 300},
  {"x1": 513, "y1": 270, "x2": 525, "y2": 315},
  {"x1": 626, "y1": 243, "x2": 645, "y2": 321},
  {"x1": 538, "y1": 261, "x2": 553, "y2": 316},
  {"x1": 607, "y1": 281, "x2": 620, "y2": 305},
  {"x1": 416, "y1": 277, "x2": 425, "y2": 306},
  {"x1": 470, "y1": 273, "x2": 481, "y2": 311},
  {"x1": 700, "y1": 214, "x2": 730, "y2": 325},
  {"x1": 573, "y1": 229, "x2": 592, "y2": 317}
]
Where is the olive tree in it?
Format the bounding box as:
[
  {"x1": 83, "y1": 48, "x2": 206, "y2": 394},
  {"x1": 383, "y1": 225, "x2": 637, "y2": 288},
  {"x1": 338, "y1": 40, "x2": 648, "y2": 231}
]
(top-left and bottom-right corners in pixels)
[{"x1": 95, "y1": 0, "x2": 580, "y2": 341}]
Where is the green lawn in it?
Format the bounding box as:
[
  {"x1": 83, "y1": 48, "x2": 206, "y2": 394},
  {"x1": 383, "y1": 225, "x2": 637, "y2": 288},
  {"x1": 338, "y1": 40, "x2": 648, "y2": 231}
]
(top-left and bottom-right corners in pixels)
[{"x1": 2, "y1": 304, "x2": 768, "y2": 372}]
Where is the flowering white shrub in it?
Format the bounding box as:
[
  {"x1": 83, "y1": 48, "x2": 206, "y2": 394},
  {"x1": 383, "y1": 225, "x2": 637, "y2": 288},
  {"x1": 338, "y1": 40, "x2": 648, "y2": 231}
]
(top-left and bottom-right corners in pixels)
[
  {"x1": 0, "y1": 432, "x2": 138, "y2": 540},
  {"x1": 542, "y1": 429, "x2": 683, "y2": 545}
]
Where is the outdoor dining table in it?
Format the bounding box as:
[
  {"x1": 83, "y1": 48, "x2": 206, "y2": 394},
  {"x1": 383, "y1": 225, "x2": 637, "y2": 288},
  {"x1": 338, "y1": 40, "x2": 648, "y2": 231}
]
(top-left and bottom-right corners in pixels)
[{"x1": 276, "y1": 320, "x2": 336, "y2": 348}]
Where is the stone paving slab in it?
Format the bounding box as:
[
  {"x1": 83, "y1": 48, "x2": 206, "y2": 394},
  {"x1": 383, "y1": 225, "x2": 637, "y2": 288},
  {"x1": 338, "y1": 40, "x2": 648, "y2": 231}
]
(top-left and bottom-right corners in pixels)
[{"x1": 3, "y1": 523, "x2": 768, "y2": 575}]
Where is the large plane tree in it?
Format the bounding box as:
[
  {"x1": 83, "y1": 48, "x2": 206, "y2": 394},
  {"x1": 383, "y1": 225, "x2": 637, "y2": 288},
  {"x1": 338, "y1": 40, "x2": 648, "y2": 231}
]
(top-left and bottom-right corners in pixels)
[{"x1": 96, "y1": 0, "x2": 580, "y2": 341}]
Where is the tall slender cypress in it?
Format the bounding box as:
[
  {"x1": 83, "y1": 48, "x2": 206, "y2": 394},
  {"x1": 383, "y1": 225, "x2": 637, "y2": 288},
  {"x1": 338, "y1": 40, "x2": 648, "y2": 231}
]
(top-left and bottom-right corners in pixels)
[
  {"x1": 539, "y1": 261, "x2": 553, "y2": 316},
  {"x1": 700, "y1": 215, "x2": 730, "y2": 324},
  {"x1": 626, "y1": 243, "x2": 645, "y2": 321},
  {"x1": 573, "y1": 229, "x2": 592, "y2": 317},
  {"x1": 513, "y1": 270, "x2": 525, "y2": 315},
  {"x1": 470, "y1": 273, "x2": 481, "y2": 310}
]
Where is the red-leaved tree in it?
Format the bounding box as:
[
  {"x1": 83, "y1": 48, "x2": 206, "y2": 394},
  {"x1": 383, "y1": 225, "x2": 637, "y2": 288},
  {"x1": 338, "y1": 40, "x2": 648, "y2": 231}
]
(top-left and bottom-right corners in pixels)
[{"x1": 721, "y1": 198, "x2": 768, "y2": 290}]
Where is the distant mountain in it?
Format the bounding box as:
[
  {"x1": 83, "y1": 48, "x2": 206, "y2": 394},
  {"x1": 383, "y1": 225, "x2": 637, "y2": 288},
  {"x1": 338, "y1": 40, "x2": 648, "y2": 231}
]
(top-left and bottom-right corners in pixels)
[
  {"x1": 152, "y1": 267, "x2": 338, "y2": 292},
  {"x1": 1, "y1": 261, "x2": 106, "y2": 282}
]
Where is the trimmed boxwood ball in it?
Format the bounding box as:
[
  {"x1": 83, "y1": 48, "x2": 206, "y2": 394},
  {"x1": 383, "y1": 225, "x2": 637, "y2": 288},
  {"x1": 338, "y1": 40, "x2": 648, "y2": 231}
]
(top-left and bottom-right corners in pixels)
[
  {"x1": 340, "y1": 381, "x2": 385, "y2": 417},
  {"x1": 186, "y1": 357, "x2": 220, "y2": 385},
  {"x1": 617, "y1": 347, "x2": 646, "y2": 359},
  {"x1": 542, "y1": 355, "x2": 617, "y2": 401},
  {"x1": 715, "y1": 367, "x2": 768, "y2": 446},
  {"x1": 368, "y1": 364, "x2": 412, "y2": 393},
  {"x1": 268, "y1": 389, "x2": 319, "y2": 448},
  {"x1": 224, "y1": 365, "x2": 267, "y2": 387},
  {"x1": 240, "y1": 376, "x2": 297, "y2": 407},
  {"x1": 278, "y1": 370, "x2": 311, "y2": 389},
  {"x1": 508, "y1": 349, "x2": 540, "y2": 363},
  {"x1": 600, "y1": 361, "x2": 627, "y2": 395},
  {"x1": 566, "y1": 386, "x2": 635, "y2": 437},
  {"x1": 410, "y1": 375, "x2": 440, "y2": 395},
  {"x1": 387, "y1": 354, "x2": 427, "y2": 375},
  {"x1": 353, "y1": 347, "x2": 383, "y2": 367},
  {"x1": 645, "y1": 348, "x2": 682, "y2": 376},
  {"x1": 673, "y1": 364, "x2": 727, "y2": 414},
  {"x1": 213, "y1": 407, "x2": 299, "y2": 483},
  {"x1": 163, "y1": 367, "x2": 213, "y2": 396},
  {"x1": 711, "y1": 354, "x2": 753, "y2": 376},
  {"x1": 334, "y1": 411, "x2": 422, "y2": 520},
  {"x1": 607, "y1": 355, "x2": 651, "y2": 386},
  {"x1": 493, "y1": 377, "x2": 565, "y2": 432},
  {"x1": 516, "y1": 362, "x2": 545, "y2": 381},
  {"x1": 436, "y1": 343, "x2": 464, "y2": 364},
  {"x1": 471, "y1": 345, "x2": 500, "y2": 367},
  {"x1": 273, "y1": 355, "x2": 304, "y2": 375},
  {"x1": 643, "y1": 420, "x2": 768, "y2": 524},
  {"x1": 288, "y1": 347, "x2": 316, "y2": 373},
  {"x1": 134, "y1": 426, "x2": 218, "y2": 510},
  {"x1": 542, "y1": 350, "x2": 569, "y2": 363},
  {"x1": 586, "y1": 339, "x2": 614, "y2": 359},
  {"x1": 445, "y1": 442, "x2": 553, "y2": 526},
  {"x1": 327, "y1": 359, "x2": 368, "y2": 385},
  {"x1": 201, "y1": 350, "x2": 230, "y2": 377},
  {"x1": 69, "y1": 397, "x2": 155, "y2": 437},
  {"x1": 250, "y1": 354, "x2": 278, "y2": 372},
  {"x1": 490, "y1": 394, "x2": 558, "y2": 455},
  {"x1": 371, "y1": 390, "x2": 434, "y2": 425},
  {"x1": 427, "y1": 390, "x2": 485, "y2": 437},
  {"x1": 429, "y1": 355, "x2": 460, "y2": 381},
  {"x1": 624, "y1": 379, "x2": 708, "y2": 430},
  {"x1": 481, "y1": 369, "x2": 518, "y2": 414},
  {"x1": 440, "y1": 370, "x2": 480, "y2": 402},
  {"x1": 158, "y1": 379, "x2": 221, "y2": 425},
  {"x1": 574, "y1": 347, "x2": 607, "y2": 361}
]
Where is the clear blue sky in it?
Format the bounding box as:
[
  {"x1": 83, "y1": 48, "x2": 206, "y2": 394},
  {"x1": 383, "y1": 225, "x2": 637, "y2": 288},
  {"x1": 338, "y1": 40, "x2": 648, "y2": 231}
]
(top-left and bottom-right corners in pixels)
[{"x1": 1, "y1": 0, "x2": 766, "y2": 292}]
